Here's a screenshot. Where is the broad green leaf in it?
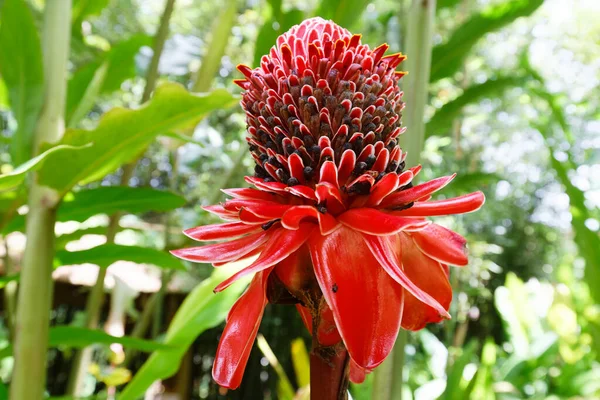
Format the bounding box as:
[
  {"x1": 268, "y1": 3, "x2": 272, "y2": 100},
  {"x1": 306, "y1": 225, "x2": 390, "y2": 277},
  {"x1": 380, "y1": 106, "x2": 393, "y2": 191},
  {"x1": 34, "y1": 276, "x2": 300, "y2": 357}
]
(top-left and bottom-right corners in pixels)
[
  {"x1": 39, "y1": 83, "x2": 237, "y2": 193},
  {"x1": 0, "y1": 326, "x2": 171, "y2": 360},
  {"x1": 72, "y1": 0, "x2": 111, "y2": 23},
  {"x1": 0, "y1": 144, "x2": 88, "y2": 192},
  {"x1": 430, "y1": 0, "x2": 543, "y2": 82},
  {"x1": 58, "y1": 186, "x2": 186, "y2": 222},
  {"x1": 0, "y1": 0, "x2": 44, "y2": 165},
  {"x1": 66, "y1": 35, "x2": 152, "y2": 122},
  {"x1": 119, "y1": 263, "x2": 251, "y2": 400},
  {"x1": 314, "y1": 0, "x2": 369, "y2": 29},
  {"x1": 55, "y1": 225, "x2": 109, "y2": 249},
  {"x1": 426, "y1": 76, "x2": 527, "y2": 137},
  {"x1": 55, "y1": 243, "x2": 187, "y2": 270},
  {"x1": 160, "y1": 131, "x2": 206, "y2": 147},
  {"x1": 4, "y1": 186, "x2": 184, "y2": 233}
]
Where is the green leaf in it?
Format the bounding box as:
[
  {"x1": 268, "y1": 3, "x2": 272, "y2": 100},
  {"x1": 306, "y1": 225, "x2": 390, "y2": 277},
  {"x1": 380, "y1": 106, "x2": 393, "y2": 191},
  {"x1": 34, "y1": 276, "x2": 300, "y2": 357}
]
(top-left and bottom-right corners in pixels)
[
  {"x1": 55, "y1": 243, "x2": 187, "y2": 270},
  {"x1": 0, "y1": 144, "x2": 88, "y2": 192},
  {"x1": 59, "y1": 186, "x2": 186, "y2": 221},
  {"x1": 119, "y1": 263, "x2": 251, "y2": 400},
  {"x1": 0, "y1": 76, "x2": 8, "y2": 108},
  {"x1": 426, "y1": 75, "x2": 527, "y2": 137},
  {"x1": 4, "y1": 186, "x2": 184, "y2": 233},
  {"x1": 66, "y1": 35, "x2": 152, "y2": 122},
  {"x1": 0, "y1": 326, "x2": 171, "y2": 359},
  {"x1": 55, "y1": 226, "x2": 109, "y2": 249},
  {"x1": 72, "y1": 0, "x2": 111, "y2": 23},
  {"x1": 0, "y1": 0, "x2": 44, "y2": 165},
  {"x1": 291, "y1": 338, "x2": 310, "y2": 388},
  {"x1": 39, "y1": 83, "x2": 237, "y2": 193},
  {"x1": 314, "y1": 0, "x2": 369, "y2": 29},
  {"x1": 253, "y1": 7, "x2": 304, "y2": 67},
  {"x1": 441, "y1": 341, "x2": 478, "y2": 400},
  {"x1": 67, "y1": 61, "x2": 109, "y2": 127},
  {"x1": 160, "y1": 131, "x2": 206, "y2": 147},
  {"x1": 0, "y1": 274, "x2": 19, "y2": 289},
  {"x1": 430, "y1": 0, "x2": 544, "y2": 82}
]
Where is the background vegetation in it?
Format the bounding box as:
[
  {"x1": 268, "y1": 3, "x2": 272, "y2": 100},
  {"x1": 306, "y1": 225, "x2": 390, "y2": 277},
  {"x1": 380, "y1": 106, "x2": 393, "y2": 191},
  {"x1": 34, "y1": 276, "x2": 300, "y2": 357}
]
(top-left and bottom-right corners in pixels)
[{"x1": 0, "y1": 0, "x2": 599, "y2": 399}]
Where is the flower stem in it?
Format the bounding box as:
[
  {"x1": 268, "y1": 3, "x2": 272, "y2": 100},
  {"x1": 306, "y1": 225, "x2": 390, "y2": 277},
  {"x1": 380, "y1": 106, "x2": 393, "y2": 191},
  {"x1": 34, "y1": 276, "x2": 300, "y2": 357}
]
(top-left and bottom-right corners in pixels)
[
  {"x1": 9, "y1": 1, "x2": 72, "y2": 399},
  {"x1": 310, "y1": 320, "x2": 350, "y2": 400}
]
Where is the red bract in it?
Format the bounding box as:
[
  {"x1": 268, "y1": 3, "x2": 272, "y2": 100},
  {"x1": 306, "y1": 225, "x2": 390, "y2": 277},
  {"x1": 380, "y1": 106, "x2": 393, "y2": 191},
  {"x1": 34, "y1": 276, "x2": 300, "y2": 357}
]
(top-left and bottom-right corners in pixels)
[{"x1": 172, "y1": 17, "x2": 485, "y2": 390}]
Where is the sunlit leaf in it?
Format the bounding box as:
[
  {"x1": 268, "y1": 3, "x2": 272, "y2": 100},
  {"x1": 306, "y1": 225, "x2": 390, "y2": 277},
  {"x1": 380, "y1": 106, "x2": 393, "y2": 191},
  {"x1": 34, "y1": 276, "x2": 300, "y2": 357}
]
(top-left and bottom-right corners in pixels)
[
  {"x1": 38, "y1": 83, "x2": 237, "y2": 193},
  {"x1": 0, "y1": 0, "x2": 44, "y2": 165},
  {"x1": 430, "y1": 0, "x2": 543, "y2": 82},
  {"x1": 0, "y1": 144, "x2": 88, "y2": 192},
  {"x1": 72, "y1": 0, "x2": 111, "y2": 24},
  {"x1": 291, "y1": 338, "x2": 310, "y2": 388},
  {"x1": 119, "y1": 263, "x2": 251, "y2": 400},
  {"x1": 55, "y1": 243, "x2": 187, "y2": 270}
]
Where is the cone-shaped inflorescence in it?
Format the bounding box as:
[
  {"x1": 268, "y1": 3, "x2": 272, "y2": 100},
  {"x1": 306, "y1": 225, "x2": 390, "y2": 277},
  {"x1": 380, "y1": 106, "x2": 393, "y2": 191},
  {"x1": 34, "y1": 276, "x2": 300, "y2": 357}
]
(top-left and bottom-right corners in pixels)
[{"x1": 235, "y1": 17, "x2": 407, "y2": 194}]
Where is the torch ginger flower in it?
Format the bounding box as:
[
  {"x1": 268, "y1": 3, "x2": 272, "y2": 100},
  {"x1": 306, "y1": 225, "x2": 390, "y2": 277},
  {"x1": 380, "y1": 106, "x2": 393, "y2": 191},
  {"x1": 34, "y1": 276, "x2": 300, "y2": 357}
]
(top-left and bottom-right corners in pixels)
[{"x1": 172, "y1": 17, "x2": 484, "y2": 393}]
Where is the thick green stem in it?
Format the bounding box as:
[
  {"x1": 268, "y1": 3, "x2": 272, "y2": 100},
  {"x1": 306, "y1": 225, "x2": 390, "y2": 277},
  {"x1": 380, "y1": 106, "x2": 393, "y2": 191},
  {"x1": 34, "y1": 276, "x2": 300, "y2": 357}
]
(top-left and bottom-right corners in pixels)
[
  {"x1": 9, "y1": 1, "x2": 71, "y2": 399},
  {"x1": 373, "y1": 1, "x2": 435, "y2": 399}
]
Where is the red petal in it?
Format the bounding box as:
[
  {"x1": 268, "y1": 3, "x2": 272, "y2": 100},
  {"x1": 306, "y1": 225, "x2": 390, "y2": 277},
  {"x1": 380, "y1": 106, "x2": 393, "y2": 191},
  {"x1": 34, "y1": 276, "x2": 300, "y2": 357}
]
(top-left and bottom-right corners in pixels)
[
  {"x1": 245, "y1": 176, "x2": 288, "y2": 193},
  {"x1": 319, "y1": 160, "x2": 339, "y2": 187},
  {"x1": 285, "y1": 185, "x2": 317, "y2": 201},
  {"x1": 391, "y1": 191, "x2": 485, "y2": 217},
  {"x1": 213, "y1": 269, "x2": 271, "y2": 389},
  {"x1": 238, "y1": 208, "x2": 272, "y2": 224},
  {"x1": 398, "y1": 234, "x2": 453, "y2": 331},
  {"x1": 288, "y1": 153, "x2": 305, "y2": 183},
  {"x1": 184, "y1": 222, "x2": 261, "y2": 241},
  {"x1": 337, "y1": 149, "x2": 356, "y2": 185},
  {"x1": 379, "y1": 174, "x2": 456, "y2": 208},
  {"x1": 171, "y1": 230, "x2": 270, "y2": 263},
  {"x1": 309, "y1": 227, "x2": 404, "y2": 369},
  {"x1": 202, "y1": 205, "x2": 238, "y2": 221},
  {"x1": 365, "y1": 173, "x2": 399, "y2": 206},
  {"x1": 411, "y1": 224, "x2": 468, "y2": 266},
  {"x1": 281, "y1": 206, "x2": 319, "y2": 229},
  {"x1": 226, "y1": 199, "x2": 292, "y2": 219},
  {"x1": 338, "y1": 208, "x2": 428, "y2": 235},
  {"x1": 316, "y1": 183, "x2": 346, "y2": 214},
  {"x1": 317, "y1": 212, "x2": 341, "y2": 235},
  {"x1": 361, "y1": 234, "x2": 450, "y2": 319},
  {"x1": 222, "y1": 188, "x2": 280, "y2": 202},
  {"x1": 215, "y1": 224, "x2": 316, "y2": 292},
  {"x1": 349, "y1": 360, "x2": 369, "y2": 384}
]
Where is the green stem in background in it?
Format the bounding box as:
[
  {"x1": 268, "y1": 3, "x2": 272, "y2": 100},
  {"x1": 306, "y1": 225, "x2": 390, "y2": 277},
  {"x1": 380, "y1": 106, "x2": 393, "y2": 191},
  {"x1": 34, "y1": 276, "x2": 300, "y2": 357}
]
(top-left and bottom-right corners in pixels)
[
  {"x1": 66, "y1": 0, "x2": 178, "y2": 395},
  {"x1": 399, "y1": 0, "x2": 436, "y2": 169},
  {"x1": 141, "y1": 0, "x2": 177, "y2": 102},
  {"x1": 373, "y1": 1, "x2": 436, "y2": 399},
  {"x1": 192, "y1": 0, "x2": 237, "y2": 92},
  {"x1": 9, "y1": 1, "x2": 72, "y2": 399}
]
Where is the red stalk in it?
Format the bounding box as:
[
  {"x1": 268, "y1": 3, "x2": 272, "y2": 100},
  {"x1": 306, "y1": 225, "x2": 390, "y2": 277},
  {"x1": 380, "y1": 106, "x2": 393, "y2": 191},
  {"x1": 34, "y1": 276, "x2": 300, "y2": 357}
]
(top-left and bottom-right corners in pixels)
[{"x1": 310, "y1": 317, "x2": 350, "y2": 400}]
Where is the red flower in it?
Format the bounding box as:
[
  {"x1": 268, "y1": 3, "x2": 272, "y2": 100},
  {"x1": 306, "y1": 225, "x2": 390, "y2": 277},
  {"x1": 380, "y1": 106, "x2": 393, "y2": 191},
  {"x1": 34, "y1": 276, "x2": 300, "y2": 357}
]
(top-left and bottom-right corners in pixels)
[{"x1": 172, "y1": 17, "x2": 484, "y2": 389}]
